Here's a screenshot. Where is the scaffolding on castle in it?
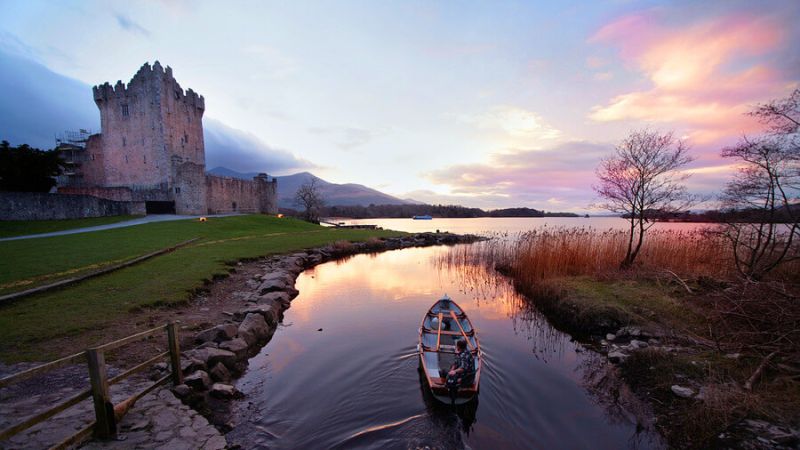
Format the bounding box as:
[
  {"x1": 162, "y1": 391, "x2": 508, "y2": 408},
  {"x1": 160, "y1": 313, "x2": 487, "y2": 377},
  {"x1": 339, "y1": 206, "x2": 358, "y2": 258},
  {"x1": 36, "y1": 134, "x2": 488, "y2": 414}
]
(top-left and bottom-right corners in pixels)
[
  {"x1": 55, "y1": 129, "x2": 94, "y2": 183},
  {"x1": 55, "y1": 129, "x2": 93, "y2": 148}
]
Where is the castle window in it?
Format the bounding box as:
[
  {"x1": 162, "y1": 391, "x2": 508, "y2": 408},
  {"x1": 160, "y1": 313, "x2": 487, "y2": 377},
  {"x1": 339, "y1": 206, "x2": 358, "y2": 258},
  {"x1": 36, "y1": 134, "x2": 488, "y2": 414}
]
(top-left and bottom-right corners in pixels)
[
  {"x1": 91, "y1": 154, "x2": 95, "y2": 161},
  {"x1": 143, "y1": 155, "x2": 147, "y2": 164},
  {"x1": 122, "y1": 137, "x2": 126, "y2": 147},
  {"x1": 121, "y1": 104, "x2": 129, "y2": 117},
  {"x1": 184, "y1": 133, "x2": 189, "y2": 144},
  {"x1": 175, "y1": 187, "x2": 181, "y2": 194},
  {"x1": 125, "y1": 155, "x2": 128, "y2": 163}
]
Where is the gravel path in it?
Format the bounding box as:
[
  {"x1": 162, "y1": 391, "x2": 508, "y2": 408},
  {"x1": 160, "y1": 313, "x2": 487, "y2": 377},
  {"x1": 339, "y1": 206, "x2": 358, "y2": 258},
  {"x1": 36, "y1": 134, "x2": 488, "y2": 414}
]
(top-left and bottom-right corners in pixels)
[{"x1": 0, "y1": 214, "x2": 238, "y2": 242}]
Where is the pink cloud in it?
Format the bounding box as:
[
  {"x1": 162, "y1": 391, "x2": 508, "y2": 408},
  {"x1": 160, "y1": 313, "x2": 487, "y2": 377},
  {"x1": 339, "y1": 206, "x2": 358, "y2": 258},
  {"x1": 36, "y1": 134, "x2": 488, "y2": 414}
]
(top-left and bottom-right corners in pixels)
[
  {"x1": 589, "y1": 9, "x2": 797, "y2": 144},
  {"x1": 423, "y1": 141, "x2": 610, "y2": 210}
]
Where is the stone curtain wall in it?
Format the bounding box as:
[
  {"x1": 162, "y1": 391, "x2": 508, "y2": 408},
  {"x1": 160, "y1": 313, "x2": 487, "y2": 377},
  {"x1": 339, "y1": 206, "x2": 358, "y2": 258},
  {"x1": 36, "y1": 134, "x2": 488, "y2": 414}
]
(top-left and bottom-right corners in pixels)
[
  {"x1": 205, "y1": 175, "x2": 263, "y2": 214},
  {"x1": 58, "y1": 186, "x2": 173, "y2": 203},
  {"x1": 0, "y1": 192, "x2": 145, "y2": 220}
]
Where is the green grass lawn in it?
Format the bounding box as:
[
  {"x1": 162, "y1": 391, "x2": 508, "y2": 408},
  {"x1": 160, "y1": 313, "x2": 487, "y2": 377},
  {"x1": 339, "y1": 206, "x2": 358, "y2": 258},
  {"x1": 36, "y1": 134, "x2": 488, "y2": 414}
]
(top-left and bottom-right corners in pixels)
[
  {"x1": 0, "y1": 215, "x2": 141, "y2": 238},
  {"x1": 0, "y1": 214, "x2": 325, "y2": 295},
  {"x1": 0, "y1": 215, "x2": 403, "y2": 361}
]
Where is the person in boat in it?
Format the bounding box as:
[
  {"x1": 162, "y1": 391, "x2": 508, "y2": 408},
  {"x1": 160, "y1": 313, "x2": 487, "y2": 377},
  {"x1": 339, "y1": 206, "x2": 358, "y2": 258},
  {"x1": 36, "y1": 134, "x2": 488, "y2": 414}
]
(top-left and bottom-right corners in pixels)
[{"x1": 445, "y1": 339, "x2": 475, "y2": 392}]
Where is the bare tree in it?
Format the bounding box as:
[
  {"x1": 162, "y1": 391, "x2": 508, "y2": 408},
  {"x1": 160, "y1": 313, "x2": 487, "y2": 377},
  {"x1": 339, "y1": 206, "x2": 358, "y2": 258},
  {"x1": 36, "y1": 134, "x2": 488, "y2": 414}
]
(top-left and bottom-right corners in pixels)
[
  {"x1": 718, "y1": 89, "x2": 799, "y2": 280},
  {"x1": 594, "y1": 129, "x2": 696, "y2": 268},
  {"x1": 294, "y1": 177, "x2": 325, "y2": 223}
]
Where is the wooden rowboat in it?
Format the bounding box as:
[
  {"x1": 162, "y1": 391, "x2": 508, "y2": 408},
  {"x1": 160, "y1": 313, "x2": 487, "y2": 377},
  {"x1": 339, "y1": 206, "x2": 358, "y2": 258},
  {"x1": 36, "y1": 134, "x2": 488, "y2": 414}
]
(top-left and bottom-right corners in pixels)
[{"x1": 418, "y1": 294, "x2": 481, "y2": 404}]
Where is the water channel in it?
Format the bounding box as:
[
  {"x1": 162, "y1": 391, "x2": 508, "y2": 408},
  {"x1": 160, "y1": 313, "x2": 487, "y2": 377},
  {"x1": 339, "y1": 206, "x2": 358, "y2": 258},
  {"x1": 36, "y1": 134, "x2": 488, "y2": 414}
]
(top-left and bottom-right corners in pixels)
[{"x1": 227, "y1": 223, "x2": 674, "y2": 448}]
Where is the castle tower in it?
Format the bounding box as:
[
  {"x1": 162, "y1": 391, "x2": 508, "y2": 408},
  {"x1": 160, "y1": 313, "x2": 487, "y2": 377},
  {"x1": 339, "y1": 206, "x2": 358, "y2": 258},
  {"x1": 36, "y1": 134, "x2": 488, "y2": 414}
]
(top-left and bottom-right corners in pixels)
[{"x1": 90, "y1": 61, "x2": 206, "y2": 189}]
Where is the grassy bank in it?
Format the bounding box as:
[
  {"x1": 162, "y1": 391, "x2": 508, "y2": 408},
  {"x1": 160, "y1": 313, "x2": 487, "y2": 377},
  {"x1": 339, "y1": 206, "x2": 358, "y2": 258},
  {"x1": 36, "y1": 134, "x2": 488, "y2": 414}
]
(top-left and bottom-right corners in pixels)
[
  {"x1": 0, "y1": 215, "x2": 403, "y2": 362},
  {"x1": 0, "y1": 215, "x2": 141, "y2": 238},
  {"x1": 444, "y1": 229, "x2": 800, "y2": 448}
]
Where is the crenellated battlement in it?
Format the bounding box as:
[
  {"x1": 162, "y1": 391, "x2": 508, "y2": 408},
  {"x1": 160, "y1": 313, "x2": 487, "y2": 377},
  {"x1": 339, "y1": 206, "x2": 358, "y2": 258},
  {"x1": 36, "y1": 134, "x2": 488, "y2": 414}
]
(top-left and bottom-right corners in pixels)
[{"x1": 92, "y1": 61, "x2": 204, "y2": 111}]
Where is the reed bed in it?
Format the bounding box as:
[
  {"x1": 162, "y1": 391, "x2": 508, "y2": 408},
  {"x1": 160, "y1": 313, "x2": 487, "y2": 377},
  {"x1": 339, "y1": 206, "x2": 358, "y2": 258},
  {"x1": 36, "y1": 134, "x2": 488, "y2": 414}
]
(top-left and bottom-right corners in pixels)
[{"x1": 442, "y1": 227, "x2": 742, "y2": 284}]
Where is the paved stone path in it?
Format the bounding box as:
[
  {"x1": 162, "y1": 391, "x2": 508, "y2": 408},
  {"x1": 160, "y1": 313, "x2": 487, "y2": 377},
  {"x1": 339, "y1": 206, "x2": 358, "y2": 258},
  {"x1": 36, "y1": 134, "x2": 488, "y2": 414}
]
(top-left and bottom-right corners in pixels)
[
  {"x1": 0, "y1": 213, "x2": 239, "y2": 242},
  {"x1": 82, "y1": 389, "x2": 226, "y2": 450},
  {"x1": 0, "y1": 364, "x2": 226, "y2": 449}
]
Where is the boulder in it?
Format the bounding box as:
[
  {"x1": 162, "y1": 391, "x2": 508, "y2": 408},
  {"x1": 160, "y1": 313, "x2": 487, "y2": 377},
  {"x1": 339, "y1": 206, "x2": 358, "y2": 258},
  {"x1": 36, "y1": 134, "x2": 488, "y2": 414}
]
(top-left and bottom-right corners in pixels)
[
  {"x1": 219, "y1": 338, "x2": 249, "y2": 358},
  {"x1": 236, "y1": 304, "x2": 278, "y2": 326},
  {"x1": 238, "y1": 313, "x2": 269, "y2": 345},
  {"x1": 172, "y1": 384, "x2": 192, "y2": 399},
  {"x1": 608, "y1": 351, "x2": 628, "y2": 364},
  {"x1": 258, "y1": 278, "x2": 290, "y2": 294},
  {"x1": 185, "y1": 370, "x2": 211, "y2": 391},
  {"x1": 259, "y1": 291, "x2": 290, "y2": 306},
  {"x1": 209, "y1": 362, "x2": 231, "y2": 382},
  {"x1": 186, "y1": 347, "x2": 238, "y2": 371},
  {"x1": 205, "y1": 348, "x2": 237, "y2": 370},
  {"x1": 210, "y1": 383, "x2": 240, "y2": 399},
  {"x1": 194, "y1": 324, "x2": 238, "y2": 344},
  {"x1": 606, "y1": 333, "x2": 616, "y2": 341},
  {"x1": 630, "y1": 339, "x2": 648, "y2": 349},
  {"x1": 181, "y1": 356, "x2": 206, "y2": 374},
  {"x1": 671, "y1": 385, "x2": 695, "y2": 398}
]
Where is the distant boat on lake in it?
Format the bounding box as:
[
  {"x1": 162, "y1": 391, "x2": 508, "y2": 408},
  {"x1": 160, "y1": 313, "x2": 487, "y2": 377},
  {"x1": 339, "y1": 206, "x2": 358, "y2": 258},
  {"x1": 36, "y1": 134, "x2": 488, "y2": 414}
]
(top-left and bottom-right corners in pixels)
[{"x1": 413, "y1": 215, "x2": 433, "y2": 220}]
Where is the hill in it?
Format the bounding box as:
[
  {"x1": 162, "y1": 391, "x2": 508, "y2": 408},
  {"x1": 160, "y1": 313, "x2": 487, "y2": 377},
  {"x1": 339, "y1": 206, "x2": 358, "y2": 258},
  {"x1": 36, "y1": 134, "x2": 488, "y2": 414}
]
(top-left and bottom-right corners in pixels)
[{"x1": 207, "y1": 167, "x2": 410, "y2": 208}]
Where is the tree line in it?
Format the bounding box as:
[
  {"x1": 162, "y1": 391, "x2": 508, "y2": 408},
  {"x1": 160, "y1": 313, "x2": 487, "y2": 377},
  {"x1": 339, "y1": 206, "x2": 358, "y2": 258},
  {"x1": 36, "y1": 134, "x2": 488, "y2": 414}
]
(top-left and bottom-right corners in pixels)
[{"x1": 285, "y1": 201, "x2": 580, "y2": 220}]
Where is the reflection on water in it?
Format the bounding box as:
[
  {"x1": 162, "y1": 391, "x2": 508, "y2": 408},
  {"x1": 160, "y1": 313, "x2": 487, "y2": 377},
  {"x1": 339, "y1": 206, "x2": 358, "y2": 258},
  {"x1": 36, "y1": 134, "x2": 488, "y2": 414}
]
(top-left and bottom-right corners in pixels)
[
  {"x1": 227, "y1": 245, "x2": 664, "y2": 449},
  {"x1": 345, "y1": 216, "x2": 712, "y2": 235}
]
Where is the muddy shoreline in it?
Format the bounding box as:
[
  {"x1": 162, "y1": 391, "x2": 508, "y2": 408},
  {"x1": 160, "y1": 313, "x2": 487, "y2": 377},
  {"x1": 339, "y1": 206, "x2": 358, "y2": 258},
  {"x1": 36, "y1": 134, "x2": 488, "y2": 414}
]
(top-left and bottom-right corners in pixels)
[{"x1": 507, "y1": 278, "x2": 800, "y2": 449}]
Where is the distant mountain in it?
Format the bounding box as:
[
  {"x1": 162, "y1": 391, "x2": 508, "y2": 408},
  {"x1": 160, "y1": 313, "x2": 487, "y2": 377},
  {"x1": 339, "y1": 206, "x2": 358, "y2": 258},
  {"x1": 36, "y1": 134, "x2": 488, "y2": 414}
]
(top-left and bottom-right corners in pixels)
[
  {"x1": 207, "y1": 167, "x2": 409, "y2": 208},
  {"x1": 207, "y1": 166, "x2": 260, "y2": 179}
]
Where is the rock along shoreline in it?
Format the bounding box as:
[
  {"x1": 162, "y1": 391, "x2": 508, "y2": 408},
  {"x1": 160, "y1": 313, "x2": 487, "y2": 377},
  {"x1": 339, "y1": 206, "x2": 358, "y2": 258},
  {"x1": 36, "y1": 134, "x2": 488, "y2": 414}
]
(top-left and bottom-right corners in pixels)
[{"x1": 153, "y1": 232, "x2": 483, "y2": 435}]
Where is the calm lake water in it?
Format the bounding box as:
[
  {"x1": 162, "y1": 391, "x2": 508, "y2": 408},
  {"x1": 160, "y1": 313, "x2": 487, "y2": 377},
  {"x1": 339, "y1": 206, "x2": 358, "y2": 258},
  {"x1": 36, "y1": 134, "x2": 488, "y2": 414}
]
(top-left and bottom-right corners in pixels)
[
  {"x1": 344, "y1": 216, "x2": 712, "y2": 235},
  {"x1": 227, "y1": 241, "x2": 666, "y2": 449}
]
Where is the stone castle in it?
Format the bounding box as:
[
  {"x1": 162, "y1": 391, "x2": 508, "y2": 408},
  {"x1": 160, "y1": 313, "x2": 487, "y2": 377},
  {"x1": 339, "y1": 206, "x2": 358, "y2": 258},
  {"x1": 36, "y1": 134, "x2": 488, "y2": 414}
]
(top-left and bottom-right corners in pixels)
[{"x1": 59, "y1": 61, "x2": 277, "y2": 215}]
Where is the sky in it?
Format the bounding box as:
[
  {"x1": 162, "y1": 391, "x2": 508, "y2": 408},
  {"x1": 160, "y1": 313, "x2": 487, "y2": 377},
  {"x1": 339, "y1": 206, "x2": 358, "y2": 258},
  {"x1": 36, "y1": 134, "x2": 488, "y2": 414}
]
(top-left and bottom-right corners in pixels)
[{"x1": 0, "y1": 0, "x2": 798, "y2": 212}]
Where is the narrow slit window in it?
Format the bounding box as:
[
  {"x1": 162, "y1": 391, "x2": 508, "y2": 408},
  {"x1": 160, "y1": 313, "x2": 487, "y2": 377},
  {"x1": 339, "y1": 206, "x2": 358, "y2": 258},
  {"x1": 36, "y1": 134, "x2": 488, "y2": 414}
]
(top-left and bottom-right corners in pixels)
[{"x1": 121, "y1": 104, "x2": 129, "y2": 117}]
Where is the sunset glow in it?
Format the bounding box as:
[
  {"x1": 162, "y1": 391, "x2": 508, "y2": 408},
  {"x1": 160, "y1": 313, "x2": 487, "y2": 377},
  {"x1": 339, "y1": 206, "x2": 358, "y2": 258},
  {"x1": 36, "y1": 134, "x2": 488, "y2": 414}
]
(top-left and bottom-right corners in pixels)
[{"x1": 1, "y1": 1, "x2": 798, "y2": 211}]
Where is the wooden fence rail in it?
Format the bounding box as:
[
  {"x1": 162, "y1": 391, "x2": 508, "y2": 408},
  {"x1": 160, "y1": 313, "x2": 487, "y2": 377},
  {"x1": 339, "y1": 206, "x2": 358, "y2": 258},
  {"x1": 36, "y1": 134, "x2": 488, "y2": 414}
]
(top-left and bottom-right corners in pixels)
[{"x1": 0, "y1": 322, "x2": 183, "y2": 449}]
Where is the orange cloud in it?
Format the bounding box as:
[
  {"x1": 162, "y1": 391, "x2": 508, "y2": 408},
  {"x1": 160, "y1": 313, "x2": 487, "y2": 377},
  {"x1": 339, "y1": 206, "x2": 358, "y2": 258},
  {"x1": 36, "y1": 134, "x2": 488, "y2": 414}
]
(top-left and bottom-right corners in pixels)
[{"x1": 589, "y1": 11, "x2": 795, "y2": 143}]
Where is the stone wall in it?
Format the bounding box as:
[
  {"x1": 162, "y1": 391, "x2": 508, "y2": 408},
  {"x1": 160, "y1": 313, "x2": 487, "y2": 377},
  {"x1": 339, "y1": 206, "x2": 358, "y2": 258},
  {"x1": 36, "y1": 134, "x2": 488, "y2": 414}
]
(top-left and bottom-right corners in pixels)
[
  {"x1": 174, "y1": 162, "x2": 207, "y2": 215},
  {"x1": 91, "y1": 62, "x2": 205, "y2": 189},
  {"x1": 0, "y1": 192, "x2": 145, "y2": 220},
  {"x1": 205, "y1": 175, "x2": 262, "y2": 214},
  {"x1": 58, "y1": 186, "x2": 172, "y2": 203},
  {"x1": 255, "y1": 175, "x2": 278, "y2": 214}
]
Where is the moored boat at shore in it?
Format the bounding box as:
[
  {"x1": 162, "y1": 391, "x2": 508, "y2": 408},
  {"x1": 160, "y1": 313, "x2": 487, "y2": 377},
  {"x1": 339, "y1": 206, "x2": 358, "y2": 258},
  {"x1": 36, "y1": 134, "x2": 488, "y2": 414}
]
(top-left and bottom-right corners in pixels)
[{"x1": 418, "y1": 295, "x2": 481, "y2": 404}]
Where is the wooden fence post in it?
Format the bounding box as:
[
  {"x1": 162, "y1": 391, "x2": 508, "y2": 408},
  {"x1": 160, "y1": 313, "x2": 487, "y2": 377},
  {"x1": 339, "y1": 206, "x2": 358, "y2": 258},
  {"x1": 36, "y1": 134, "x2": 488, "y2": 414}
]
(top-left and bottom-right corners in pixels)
[
  {"x1": 86, "y1": 348, "x2": 116, "y2": 439},
  {"x1": 166, "y1": 323, "x2": 183, "y2": 385}
]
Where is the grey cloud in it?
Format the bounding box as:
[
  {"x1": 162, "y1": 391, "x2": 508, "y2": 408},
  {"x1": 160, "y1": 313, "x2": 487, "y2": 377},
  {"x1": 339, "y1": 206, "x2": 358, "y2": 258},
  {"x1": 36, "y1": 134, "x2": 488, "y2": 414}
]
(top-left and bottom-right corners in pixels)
[
  {"x1": 204, "y1": 118, "x2": 313, "y2": 175},
  {"x1": 0, "y1": 46, "x2": 312, "y2": 176}
]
